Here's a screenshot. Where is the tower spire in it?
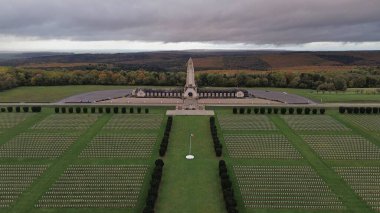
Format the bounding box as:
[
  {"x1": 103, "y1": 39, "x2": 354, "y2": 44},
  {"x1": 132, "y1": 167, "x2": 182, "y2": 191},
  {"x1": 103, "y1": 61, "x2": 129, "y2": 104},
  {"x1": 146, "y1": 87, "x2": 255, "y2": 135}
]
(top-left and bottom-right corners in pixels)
[{"x1": 186, "y1": 57, "x2": 195, "y2": 87}]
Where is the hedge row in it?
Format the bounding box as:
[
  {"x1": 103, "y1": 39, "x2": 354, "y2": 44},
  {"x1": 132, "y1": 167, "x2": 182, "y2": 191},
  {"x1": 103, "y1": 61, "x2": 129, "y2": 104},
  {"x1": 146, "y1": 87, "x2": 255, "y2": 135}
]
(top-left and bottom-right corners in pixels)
[
  {"x1": 339, "y1": 106, "x2": 380, "y2": 114},
  {"x1": 159, "y1": 116, "x2": 173, "y2": 157},
  {"x1": 143, "y1": 159, "x2": 165, "y2": 213},
  {"x1": 54, "y1": 106, "x2": 149, "y2": 114},
  {"x1": 219, "y1": 160, "x2": 238, "y2": 213},
  {"x1": 0, "y1": 106, "x2": 41, "y2": 113},
  {"x1": 233, "y1": 107, "x2": 325, "y2": 115},
  {"x1": 210, "y1": 116, "x2": 222, "y2": 157}
]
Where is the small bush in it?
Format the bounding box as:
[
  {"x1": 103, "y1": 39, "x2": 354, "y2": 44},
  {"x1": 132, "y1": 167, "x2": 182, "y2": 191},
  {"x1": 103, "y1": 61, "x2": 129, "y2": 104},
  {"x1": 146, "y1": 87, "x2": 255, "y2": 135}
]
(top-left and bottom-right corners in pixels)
[
  {"x1": 75, "y1": 107, "x2": 81, "y2": 113},
  {"x1": 55, "y1": 107, "x2": 60, "y2": 113},
  {"x1": 288, "y1": 108, "x2": 294, "y2": 114},
  {"x1": 137, "y1": 107, "x2": 142, "y2": 114},
  {"x1": 305, "y1": 108, "x2": 311, "y2": 114},
  {"x1": 31, "y1": 106, "x2": 42, "y2": 113},
  {"x1": 145, "y1": 108, "x2": 149, "y2": 114},
  {"x1": 68, "y1": 107, "x2": 74, "y2": 113},
  {"x1": 254, "y1": 108, "x2": 259, "y2": 114},
  {"x1": 312, "y1": 108, "x2": 318, "y2": 114},
  {"x1": 353, "y1": 107, "x2": 359, "y2": 114},
  {"x1": 113, "y1": 107, "x2": 119, "y2": 113},
  {"x1": 121, "y1": 107, "x2": 127, "y2": 114},
  {"x1": 15, "y1": 106, "x2": 20, "y2": 113},
  {"x1": 232, "y1": 108, "x2": 237, "y2": 114},
  {"x1": 273, "y1": 108, "x2": 279, "y2": 114},
  {"x1": 365, "y1": 107, "x2": 372, "y2": 114},
  {"x1": 267, "y1": 108, "x2": 272, "y2": 114},
  {"x1": 239, "y1": 108, "x2": 245, "y2": 114},
  {"x1": 98, "y1": 107, "x2": 103, "y2": 113},
  {"x1": 61, "y1": 107, "x2": 66, "y2": 113},
  {"x1": 339, "y1": 107, "x2": 346, "y2": 114},
  {"x1": 83, "y1": 108, "x2": 88, "y2": 113},
  {"x1": 296, "y1": 108, "x2": 302, "y2": 114},
  {"x1": 247, "y1": 108, "x2": 251, "y2": 114},
  {"x1": 373, "y1": 107, "x2": 379, "y2": 114},
  {"x1": 359, "y1": 107, "x2": 365, "y2": 114},
  {"x1": 0, "y1": 108, "x2": 5, "y2": 112},
  {"x1": 91, "y1": 107, "x2": 96, "y2": 113},
  {"x1": 105, "y1": 107, "x2": 111, "y2": 114},
  {"x1": 347, "y1": 107, "x2": 353, "y2": 114},
  {"x1": 130, "y1": 108, "x2": 134, "y2": 113},
  {"x1": 7, "y1": 107, "x2": 13, "y2": 112},
  {"x1": 259, "y1": 108, "x2": 265, "y2": 114},
  {"x1": 280, "y1": 108, "x2": 286, "y2": 114},
  {"x1": 22, "y1": 106, "x2": 29, "y2": 112},
  {"x1": 320, "y1": 108, "x2": 326, "y2": 114}
]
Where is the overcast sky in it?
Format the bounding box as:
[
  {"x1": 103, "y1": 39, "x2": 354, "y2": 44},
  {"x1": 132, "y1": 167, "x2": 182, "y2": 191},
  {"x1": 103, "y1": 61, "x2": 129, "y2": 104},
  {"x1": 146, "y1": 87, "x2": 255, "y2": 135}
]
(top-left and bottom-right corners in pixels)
[{"x1": 0, "y1": 0, "x2": 380, "y2": 52}]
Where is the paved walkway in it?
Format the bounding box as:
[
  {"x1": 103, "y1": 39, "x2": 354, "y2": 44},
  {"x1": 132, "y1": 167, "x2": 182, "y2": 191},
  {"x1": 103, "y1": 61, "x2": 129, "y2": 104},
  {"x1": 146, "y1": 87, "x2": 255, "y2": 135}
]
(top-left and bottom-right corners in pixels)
[{"x1": 166, "y1": 110, "x2": 215, "y2": 116}]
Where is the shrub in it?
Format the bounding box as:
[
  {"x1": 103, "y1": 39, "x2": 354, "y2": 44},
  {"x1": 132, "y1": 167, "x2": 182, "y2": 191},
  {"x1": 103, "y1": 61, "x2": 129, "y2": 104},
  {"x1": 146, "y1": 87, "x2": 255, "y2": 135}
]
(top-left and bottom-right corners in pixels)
[
  {"x1": 296, "y1": 108, "x2": 302, "y2": 114},
  {"x1": 98, "y1": 107, "x2": 103, "y2": 113},
  {"x1": 273, "y1": 108, "x2": 279, "y2": 114},
  {"x1": 68, "y1": 107, "x2": 74, "y2": 113},
  {"x1": 254, "y1": 108, "x2": 259, "y2": 114},
  {"x1": 105, "y1": 107, "x2": 111, "y2": 113},
  {"x1": 145, "y1": 108, "x2": 149, "y2": 114},
  {"x1": 353, "y1": 107, "x2": 359, "y2": 114},
  {"x1": 247, "y1": 108, "x2": 251, "y2": 114},
  {"x1": 137, "y1": 107, "x2": 142, "y2": 114},
  {"x1": 83, "y1": 108, "x2": 88, "y2": 113},
  {"x1": 339, "y1": 107, "x2": 346, "y2": 114},
  {"x1": 288, "y1": 108, "x2": 294, "y2": 114},
  {"x1": 305, "y1": 108, "x2": 311, "y2": 114},
  {"x1": 15, "y1": 106, "x2": 20, "y2": 113},
  {"x1": 366, "y1": 107, "x2": 372, "y2": 114},
  {"x1": 61, "y1": 107, "x2": 66, "y2": 113},
  {"x1": 121, "y1": 107, "x2": 126, "y2": 114},
  {"x1": 312, "y1": 108, "x2": 318, "y2": 114},
  {"x1": 55, "y1": 107, "x2": 60, "y2": 113},
  {"x1": 267, "y1": 108, "x2": 272, "y2": 114},
  {"x1": 232, "y1": 107, "x2": 237, "y2": 114},
  {"x1": 215, "y1": 147, "x2": 222, "y2": 157},
  {"x1": 22, "y1": 106, "x2": 29, "y2": 112},
  {"x1": 130, "y1": 108, "x2": 134, "y2": 113},
  {"x1": 91, "y1": 107, "x2": 96, "y2": 113},
  {"x1": 113, "y1": 107, "x2": 119, "y2": 113},
  {"x1": 239, "y1": 108, "x2": 245, "y2": 114},
  {"x1": 75, "y1": 107, "x2": 81, "y2": 113},
  {"x1": 347, "y1": 107, "x2": 353, "y2": 114},
  {"x1": 259, "y1": 108, "x2": 265, "y2": 114},
  {"x1": 320, "y1": 108, "x2": 326, "y2": 114},
  {"x1": 0, "y1": 108, "x2": 5, "y2": 112},
  {"x1": 280, "y1": 108, "x2": 286, "y2": 114},
  {"x1": 7, "y1": 107, "x2": 13, "y2": 112},
  {"x1": 359, "y1": 107, "x2": 365, "y2": 114},
  {"x1": 373, "y1": 107, "x2": 379, "y2": 114},
  {"x1": 31, "y1": 106, "x2": 42, "y2": 112}
]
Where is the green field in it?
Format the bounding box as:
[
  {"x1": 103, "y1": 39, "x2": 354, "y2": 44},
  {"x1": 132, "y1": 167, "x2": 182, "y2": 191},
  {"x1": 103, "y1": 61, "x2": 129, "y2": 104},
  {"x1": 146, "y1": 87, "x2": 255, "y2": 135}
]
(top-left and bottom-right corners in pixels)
[
  {"x1": 1, "y1": 85, "x2": 380, "y2": 103},
  {"x1": 1, "y1": 106, "x2": 380, "y2": 212}
]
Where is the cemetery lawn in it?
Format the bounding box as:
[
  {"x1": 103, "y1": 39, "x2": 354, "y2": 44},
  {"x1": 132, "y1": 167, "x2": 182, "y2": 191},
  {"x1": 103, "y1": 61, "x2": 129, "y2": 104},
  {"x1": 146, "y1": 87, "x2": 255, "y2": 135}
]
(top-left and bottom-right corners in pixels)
[{"x1": 155, "y1": 116, "x2": 226, "y2": 213}]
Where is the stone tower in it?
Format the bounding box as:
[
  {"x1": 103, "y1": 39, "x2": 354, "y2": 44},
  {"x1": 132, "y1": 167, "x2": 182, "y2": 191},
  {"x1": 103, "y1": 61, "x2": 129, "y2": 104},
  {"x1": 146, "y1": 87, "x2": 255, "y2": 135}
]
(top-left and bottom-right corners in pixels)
[
  {"x1": 183, "y1": 58, "x2": 198, "y2": 99},
  {"x1": 183, "y1": 58, "x2": 199, "y2": 110}
]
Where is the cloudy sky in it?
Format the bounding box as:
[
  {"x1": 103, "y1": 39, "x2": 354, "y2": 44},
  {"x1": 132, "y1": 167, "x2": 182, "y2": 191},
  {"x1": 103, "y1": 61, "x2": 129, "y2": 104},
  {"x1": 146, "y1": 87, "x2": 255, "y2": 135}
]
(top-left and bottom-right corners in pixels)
[{"x1": 0, "y1": 0, "x2": 380, "y2": 52}]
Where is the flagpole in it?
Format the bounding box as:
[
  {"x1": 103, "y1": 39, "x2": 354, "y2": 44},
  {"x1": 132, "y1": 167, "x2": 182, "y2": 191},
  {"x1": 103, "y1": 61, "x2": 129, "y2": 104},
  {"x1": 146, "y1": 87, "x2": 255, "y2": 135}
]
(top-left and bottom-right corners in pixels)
[{"x1": 186, "y1": 133, "x2": 194, "y2": 160}]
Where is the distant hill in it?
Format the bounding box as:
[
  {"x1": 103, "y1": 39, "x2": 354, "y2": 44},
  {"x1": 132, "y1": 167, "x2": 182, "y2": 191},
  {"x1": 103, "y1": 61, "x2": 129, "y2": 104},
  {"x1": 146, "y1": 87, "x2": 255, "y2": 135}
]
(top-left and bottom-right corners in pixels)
[{"x1": 2, "y1": 50, "x2": 380, "y2": 72}]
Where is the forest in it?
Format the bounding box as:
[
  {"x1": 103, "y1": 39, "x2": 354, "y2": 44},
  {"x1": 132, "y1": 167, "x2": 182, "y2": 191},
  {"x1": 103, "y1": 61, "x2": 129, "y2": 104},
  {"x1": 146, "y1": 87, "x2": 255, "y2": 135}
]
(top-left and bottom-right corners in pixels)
[{"x1": 1, "y1": 66, "x2": 380, "y2": 92}]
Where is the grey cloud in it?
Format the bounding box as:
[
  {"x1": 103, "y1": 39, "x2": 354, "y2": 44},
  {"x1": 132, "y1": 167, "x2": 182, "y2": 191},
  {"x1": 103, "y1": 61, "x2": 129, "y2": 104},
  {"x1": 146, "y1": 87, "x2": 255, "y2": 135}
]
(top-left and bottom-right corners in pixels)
[{"x1": 0, "y1": 0, "x2": 379, "y2": 44}]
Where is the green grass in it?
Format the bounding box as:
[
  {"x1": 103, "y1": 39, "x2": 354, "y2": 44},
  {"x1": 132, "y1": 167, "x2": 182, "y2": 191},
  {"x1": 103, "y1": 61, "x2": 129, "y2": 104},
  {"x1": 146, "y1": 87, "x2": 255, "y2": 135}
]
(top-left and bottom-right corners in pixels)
[
  {"x1": 1, "y1": 85, "x2": 380, "y2": 103},
  {"x1": 155, "y1": 116, "x2": 226, "y2": 213},
  {"x1": 256, "y1": 87, "x2": 380, "y2": 103}
]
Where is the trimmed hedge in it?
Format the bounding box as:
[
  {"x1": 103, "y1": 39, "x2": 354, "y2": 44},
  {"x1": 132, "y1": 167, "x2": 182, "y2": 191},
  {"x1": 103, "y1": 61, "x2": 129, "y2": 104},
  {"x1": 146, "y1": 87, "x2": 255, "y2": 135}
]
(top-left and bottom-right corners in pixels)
[
  {"x1": 143, "y1": 159, "x2": 164, "y2": 213},
  {"x1": 210, "y1": 116, "x2": 222, "y2": 157},
  {"x1": 219, "y1": 160, "x2": 238, "y2": 213},
  {"x1": 159, "y1": 116, "x2": 173, "y2": 157}
]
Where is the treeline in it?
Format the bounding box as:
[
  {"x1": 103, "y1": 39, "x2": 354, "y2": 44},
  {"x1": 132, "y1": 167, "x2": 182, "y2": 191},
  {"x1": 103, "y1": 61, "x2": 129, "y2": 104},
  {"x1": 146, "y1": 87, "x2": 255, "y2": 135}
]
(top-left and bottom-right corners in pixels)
[{"x1": 1, "y1": 67, "x2": 380, "y2": 91}]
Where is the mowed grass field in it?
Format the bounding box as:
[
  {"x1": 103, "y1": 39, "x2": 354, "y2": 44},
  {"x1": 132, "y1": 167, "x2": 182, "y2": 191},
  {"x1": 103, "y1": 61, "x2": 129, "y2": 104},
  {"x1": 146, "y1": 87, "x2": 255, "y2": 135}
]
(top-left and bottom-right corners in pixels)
[
  {"x1": 1, "y1": 85, "x2": 380, "y2": 103},
  {"x1": 1, "y1": 105, "x2": 380, "y2": 213}
]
